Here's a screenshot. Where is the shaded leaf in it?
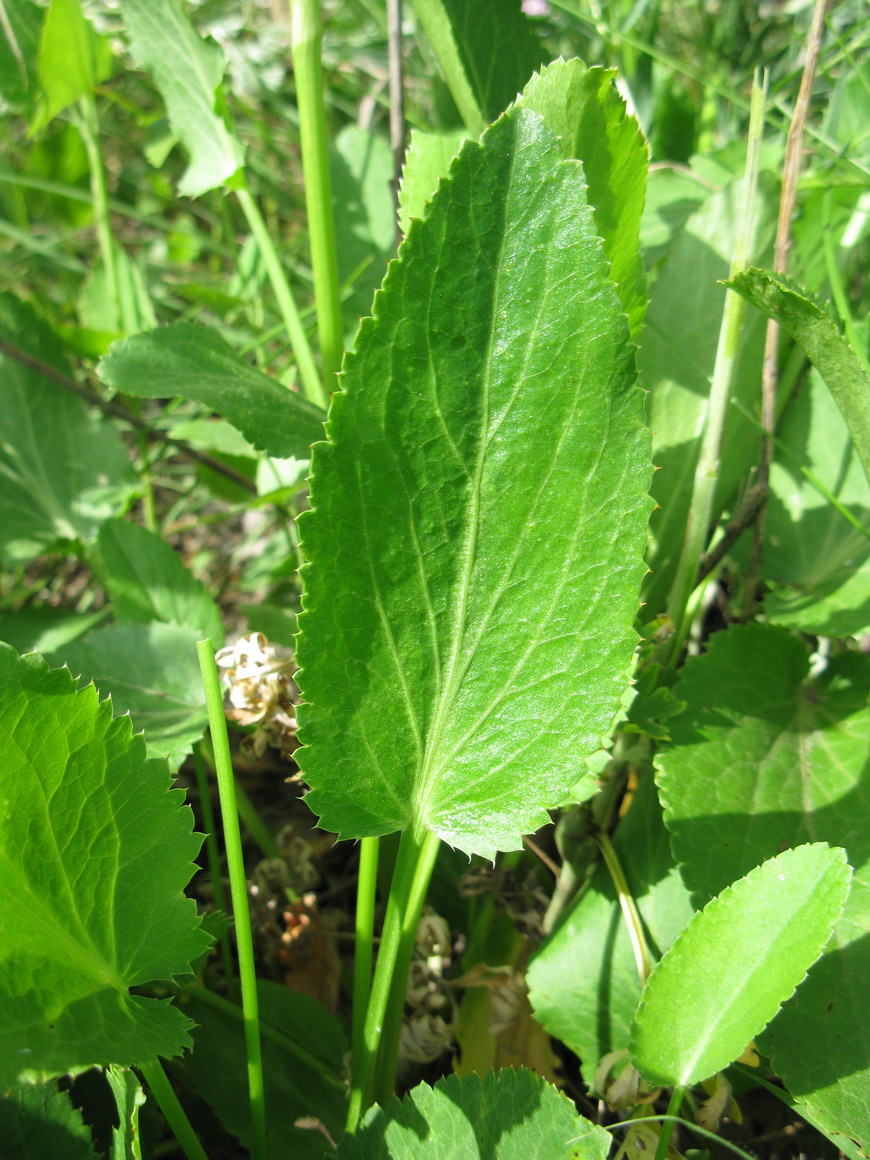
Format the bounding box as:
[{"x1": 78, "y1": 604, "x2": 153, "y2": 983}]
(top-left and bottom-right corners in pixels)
[
  {"x1": 728, "y1": 267, "x2": 870, "y2": 488},
  {"x1": 631, "y1": 844, "x2": 850, "y2": 1086},
  {"x1": 0, "y1": 292, "x2": 135, "y2": 564},
  {"x1": 0, "y1": 607, "x2": 108, "y2": 656},
  {"x1": 655, "y1": 623, "x2": 870, "y2": 1151},
  {"x1": 0, "y1": 1080, "x2": 98, "y2": 1160},
  {"x1": 296, "y1": 107, "x2": 652, "y2": 859},
  {"x1": 0, "y1": 645, "x2": 208, "y2": 1086},
  {"x1": 120, "y1": 0, "x2": 244, "y2": 196},
  {"x1": 96, "y1": 518, "x2": 224, "y2": 645},
  {"x1": 99, "y1": 324, "x2": 325, "y2": 460},
  {"x1": 521, "y1": 60, "x2": 649, "y2": 338},
  {"x1": 56, "y1": 623, "x2": 209, "y2": 770},
  {"x1": 0, "y1": 0, "x2": 42, "y2": 113},
  {"x1": 336, "y1": 1069, "x2": 610, "y2": 1160}
]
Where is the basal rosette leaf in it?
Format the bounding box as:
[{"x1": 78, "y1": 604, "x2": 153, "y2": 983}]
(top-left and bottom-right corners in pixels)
[
  {"x1": 296, "y1": 106, "x2": 652, "y2": 860},
  {"x1": 0, "y1": 645, "x2": 209, "y2": 1085}
]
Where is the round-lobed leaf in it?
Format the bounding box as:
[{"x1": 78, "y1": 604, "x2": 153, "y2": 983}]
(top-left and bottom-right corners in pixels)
[{"x1": 630, "y1": 844, "x2": 851, "y2": 1087}]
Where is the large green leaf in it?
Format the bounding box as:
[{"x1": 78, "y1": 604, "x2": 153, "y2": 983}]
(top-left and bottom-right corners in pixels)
[
  {"x1": 119, "y1": 0, "x2": 244, "y2": 197},
  {"x1": 296, "y1": 107, "x2": 652, "y2": 859},
  {"x1": 0, "y1": 292, "x2": 135, "y2": 564},
  {"x1": 757, "y1": 372, "x2": 870, "y2": 638},
  {"x1": 96, "y1": 518, "x2": 224, "y2": 645},
  {"x1": 337, "y1": 1069, "x2": 610, "y2": 1160},
  {"x1": 55, "y1": 623, "x2": 209, "y2": 770},
  {"x1": 98, "y1": 324, "x2": 325, "y2": 460},
  {"x1": 521, "y1": 60, "x2": 649, "y2": 338},
  {"x1": 728, "y1": 268, "x2": 870, "y2": 488},
  {"x1": 527, "y1": 772, "x2": 694, "y2": 1084},
  {"x1": 655, "y1": 623, "x2": 870, "y2": 1152},
  {"x1": 0, "y1": 645, "x2": 208, "y2": 1086}
]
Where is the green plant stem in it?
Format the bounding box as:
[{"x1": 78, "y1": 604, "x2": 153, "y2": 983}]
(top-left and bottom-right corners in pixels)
[
  {"x1": 823, "y1": 187, "x2": 870, "y2": 376},
  {"x1": 596, "y1": 830, "x2": 651, "y2": 984},
  {"x1": 139, "y1": 1060, "x2": 208, "y2": 1160},
  {"x1": 76, "y1": 94, "x2": 119, "y2": 317},
  {"x1": 352, "y1": 836, "x2": 380, "y2": 1071},
  {"x1": 234, "y1": 183, "x2": 326, "y2": 409},
  {"x1": 193, "y1": 744, "x2": 235, "y2": 990},
  {"x1": 605, "y1": 1113, "x2": 757, "y2": 1160},
  {"x1": 291, "y1": 0, "x2": 344, "y2": 384},
  {"x1": 663, "y1": 72, "x2": 766, "y2": 662},
  {"x1": 345, "y1": 826, "x2": 441, "y2": 1134},
  {"x1": 196, "y1": 641, "x2": 267, "y2": 1160},
  {"x1": 653, "y1": 1086, "x2": 685, "y2": 1160},
  {"x1": 409, "y1": 0, "x2": 486, "y2": 134}
]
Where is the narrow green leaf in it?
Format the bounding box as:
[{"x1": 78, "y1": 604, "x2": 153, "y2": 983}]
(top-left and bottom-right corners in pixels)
[
  {"x1": 297, "y1": 107, "x2": 652, "y2": 859},
  {"x1": 521, "y1": 60, "x2": 649, "y2": 338},
  {"x1": 32, "y1": 0, "x2": 112, "y2": 132},
  {"x1": 655, "y1": 623, "x2": 870, "y2": 1148},
  {"x1": 0, "y1": 645, "x2": 209, "y2": 1086},
  {"x1": 528, "y1": 773, "x2": 694, "y2": 1084},
  {"x1": 0, "y1": 0, "x2": 42, "y2": 114},
  {"x1": 337, "y1": 1069, "x2": 610, "y2": 1160},
  {"x1": 728, "y1": 268, "x2": 870, "y2": 488},
  {"x1": 96, "y1": 518, "x2": 224, "y2": 646},
  {"x1": 0, "y1": 1080, "x2": 99, "y2": 1160},
  {"x1": 119, "y1": 0, "x2": 244, "y2": 197},
  {"x1": 0, "y1": 292, "x2": 135, "y2": 564},
  {"x1": 98, "y1": 324, "x2": 326, "y2": 460},
  {"x1": 631, "y1": 844, "x2": 851, "y2": 1087},
  {"x1": 106, "y1": 1066, "x2": 146, "y2": 1160},
  {"x1": 54, "y1": 623, "x2": 209, "y2": 770}
]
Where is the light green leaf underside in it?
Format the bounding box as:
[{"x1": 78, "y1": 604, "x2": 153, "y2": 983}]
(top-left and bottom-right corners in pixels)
[
  {"x1": 655, "y1": 623, "x2": 870, "y2": 1151},
  {"x1": 0, "y1": 645, "x2": 208, "y2": 1086},
  {"x1": 53, "y1": 623, "x2": 209, "y2": 770},
  {"x1": 728, "y1": 267, "x2": 870, "y2": 489},
  {"x1": 528, "y1": 772, "x2": 694, "y2": 1084},
  {"x1": 337, "y1": 1069, "x2": 610, "y2": 1160},
  {"x1": 759, "y1": 372, "x2": 870, "y2": 638},
  {"x1": 521, "y1": 59, "x2": 649, "y2": 339},
  {"x1": 0, "y1": 292, "x2": 135, "y2": 564},
  {"x1": 97, "y1": 518, "x2": 225, "y2": 645},
  {"x1": 119, "y1": 0, "x2": 243, "y2": 196},
  {"x1": 98, "y1": 323, "x2": 326, "y2": 460},
  {"x1": 297, "y1": 107, "x2": 652, "y2": 860},
  {"x1": 398, "y1": 128, "x2": 468, "y2": 234},
  {"x1": 631, "y1": 844, "x2": 851, "y2": 1087}
]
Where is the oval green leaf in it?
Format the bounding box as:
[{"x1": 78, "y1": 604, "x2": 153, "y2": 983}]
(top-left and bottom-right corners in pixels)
[{"x1": 630, "y1": 843, "x2": 851, "y2": 1087}]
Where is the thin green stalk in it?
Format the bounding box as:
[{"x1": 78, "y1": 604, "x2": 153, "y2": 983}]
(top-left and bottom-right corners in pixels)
[
  {"x1": 234, "y1": 182, "x2": 327, "y2": 409},
  {"x1": 196, "y1": 641, "x2": 267, "y2": 1160},
  {"x1": 374, "y1": 829, "x2": 442, "y2": 1109},
  {"x1": 352, "y1": 836, "x2": 380, "y2": 1071},
  {"x1": 198, "y1": 734, "x2": 282, "y2": 861},
  {"x1": 663, "y1": 71, "x2": 767, "y2": 663},
  {"x1": 654, "y1": 1087, "x2": 686, "y2": 1160},
  {"x1": 291, "y1": 0, "x2": 344, "y2": 383},
  {"x1": 138, "y1": 1060, "x2": 208, "y2": 1160},
  {"x1": 345, "y1": 826, "x2": 441, "y2": 1134},
  {"x1": 409, "y1": 0, "x2": 486, "y2": 134},
  {"x1": 193, "y1": 744, "x2": 235, "y2": 990},
  {"x1": 596, "y1": 831, "x2": 651, "y2": 984},
  {"x1": 76, "y1": 94, "x2": 119, "y2": 317},
  {"x1": 604, "y1": 1112, "x2": 758, "y2": 1160}
]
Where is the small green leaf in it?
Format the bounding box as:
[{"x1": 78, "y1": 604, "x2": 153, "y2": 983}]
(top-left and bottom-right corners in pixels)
[
  {"x1": 727, "y1": 267, "x2": 870, "y2": 488},
  {"x1": 297, "y1": 107, "x2": 653, "y2": 859},
  {"x1": 521, "y1": 60, "x2": 649, "y2": 338},
  {"x1": 0, "y1": 645, "x2": 209, "y2": 1086},
  {"x1": 32, "y1": 0, "x2": 113, "y2": 132},
  {"x1": 631, "y1": 844, "x2": 851, "y2": 1087},
  {"x1": 337, "y1": 1069, "x2": 610, "y2": 1159},
  {"x1": 119, "y1": 0, "x2": 244, "y2": 196},
  {"x1": 0, "y1": 292, "x2": 135, "y2": 564},
  {"x1": 106, "y1": 1066, "x2": 146, "y2": 1160},
  {"x1": 98, "y1": 324, "x2": 325, "y2": 460},
  {"x1": 54, "y1": 623, "x2": 209, "y2": 770},
  {"x1": 79, "y1": 249, "x2": 157, "y2": 337},
  {"x1": 0, "y1": 1079, "x2": 99, "y2": 1160},
  {"x1": 398, "y1": 129, "x2": 468, "y2": 233},
  {"x1": 96, "y1": 519, "x2": 224, "y2": 646}
]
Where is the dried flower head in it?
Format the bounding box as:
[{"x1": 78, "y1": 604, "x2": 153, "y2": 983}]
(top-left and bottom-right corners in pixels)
[{"x1": 215, "y1": 632, "x2": 299, "y2": 757}]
